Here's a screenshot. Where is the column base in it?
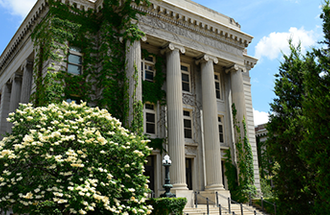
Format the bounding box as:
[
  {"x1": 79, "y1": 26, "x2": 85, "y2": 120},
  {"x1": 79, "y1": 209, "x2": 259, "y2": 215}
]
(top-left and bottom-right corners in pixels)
[
  {"x1": 205, "y1": 183, "x2": 224, "y2": 191},
  {"x1": 171, "y1": 183, "x2": 188, "y2": 191}
]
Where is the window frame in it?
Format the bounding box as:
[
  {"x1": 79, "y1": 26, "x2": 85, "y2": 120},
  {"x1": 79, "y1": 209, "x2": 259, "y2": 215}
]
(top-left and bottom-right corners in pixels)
[
  {"x1": 181, "y1": 64, "x2": 191, "y2": 93},
  {"x1": 67, "y1": 46, "x2": 83, "y2": 75},
  {"x1": 214, "y1": 72, "x2": 222, "y2": 100},
  {"x1": 144, "y1": 103, "x2": 157, "y2": 137},
  {"x1": 183, "y1": 109, "x2": 193, "y2": 139},
  {"x1": 218, "y1": 115, "x2": 224, "y2": 143},
  {"x1": 141, "y1": 55, "x2": 156, "y2": 82}
]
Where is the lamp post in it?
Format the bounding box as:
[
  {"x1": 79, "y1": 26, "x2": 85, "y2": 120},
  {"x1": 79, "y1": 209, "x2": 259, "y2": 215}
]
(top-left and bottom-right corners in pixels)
[{"x1": 160, "y1": 155, "x2": 176, "y2": 198}]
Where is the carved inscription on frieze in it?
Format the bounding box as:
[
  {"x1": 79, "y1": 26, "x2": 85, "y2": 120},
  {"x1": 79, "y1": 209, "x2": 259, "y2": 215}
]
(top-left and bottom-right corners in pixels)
[{"x1": 139, "y1": 14, "x2": 243, "y2": 56}]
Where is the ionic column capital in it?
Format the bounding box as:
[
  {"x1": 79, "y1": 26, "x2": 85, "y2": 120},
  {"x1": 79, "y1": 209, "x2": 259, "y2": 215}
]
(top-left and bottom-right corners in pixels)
[
  {"x1": 20, "y1": 60, "x2": 33, "y2": 71},
  {"x1": 196, "y1": 54, "x2": 218, "y2": 65},
  {"x1": 10, "y1": 73, "x2": 22, "y2": 83},
  {"x1": 161, "y1": 43, "x2": 185, "y2": 55},
  {"x1": 225, "y1": 64, "x2": 246, "y2": 73}
]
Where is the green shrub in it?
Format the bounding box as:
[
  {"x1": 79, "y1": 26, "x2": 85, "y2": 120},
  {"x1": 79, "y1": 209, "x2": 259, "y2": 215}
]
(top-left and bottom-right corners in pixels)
[
  {"x1": 147, "y1": 197, "x2": 187, "y2": 215},
  {"x1": 0, "y1": 102, "x2": 152, "y2": 215}
]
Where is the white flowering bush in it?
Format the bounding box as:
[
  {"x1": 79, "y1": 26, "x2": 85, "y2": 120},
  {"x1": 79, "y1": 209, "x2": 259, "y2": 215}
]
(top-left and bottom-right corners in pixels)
[{"x1": 0, "y1": 102, "x2": 153, "y2": 215}]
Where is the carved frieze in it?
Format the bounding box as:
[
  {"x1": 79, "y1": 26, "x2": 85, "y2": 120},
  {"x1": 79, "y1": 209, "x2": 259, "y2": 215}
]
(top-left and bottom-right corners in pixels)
[{"x1": 138, "y1": 14, "x2": 244, "y2": 57}]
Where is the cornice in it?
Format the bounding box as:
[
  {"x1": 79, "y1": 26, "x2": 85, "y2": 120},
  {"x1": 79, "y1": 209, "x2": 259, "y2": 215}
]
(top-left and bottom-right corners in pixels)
[
  {"x1": 134, "y1": 1, "x2": 253, "y2": 50},
  {"x1": 243, "y1": 54, "x2": 258, "y2": 71}
]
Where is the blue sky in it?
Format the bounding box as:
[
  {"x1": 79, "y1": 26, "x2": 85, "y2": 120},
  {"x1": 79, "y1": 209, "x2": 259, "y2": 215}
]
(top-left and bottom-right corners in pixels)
[{"x1": 0, "y1": 0, "x2": 324, "y2": 125}]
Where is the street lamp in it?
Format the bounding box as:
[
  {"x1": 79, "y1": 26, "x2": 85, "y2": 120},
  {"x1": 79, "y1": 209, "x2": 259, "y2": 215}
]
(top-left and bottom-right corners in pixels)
[{"x1": 160, "y1": 155, "x2": 176, "y2": 198}]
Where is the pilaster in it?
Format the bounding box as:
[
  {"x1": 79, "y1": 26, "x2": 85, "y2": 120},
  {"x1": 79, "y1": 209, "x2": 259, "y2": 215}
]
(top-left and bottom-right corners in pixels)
[
  {"x1": 20, "y1": 60, "x2": 33, "y2": 104},
  {"x1": 198, "y1": 54, "x2": 224, "y2": 190},
  {"x1": 164, "y1": 43, "x2": 188, "y2": 190}
]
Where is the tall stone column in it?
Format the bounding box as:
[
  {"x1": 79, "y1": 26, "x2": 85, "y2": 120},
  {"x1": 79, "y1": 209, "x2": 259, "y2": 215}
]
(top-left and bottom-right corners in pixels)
[
  {"x1": 226, "y1": 65, "x2": 247, "y2": 128},
  {"x1": 9, "y1": 74, "x2": 22, "y2": 114},
  {"x1": 20, "y1": 60, "x2": 33, "y2": 104},
  {"x1": 164, "y1": 43, "x2": 187, "y2": 190},
  {"x1": 0, "y1": 83, "x2": 12, "y2": 136},
  {"x1": 198, "y1": 54, "x2": 224, "y2": 190},
  {"x1": 125, "y1": 39, "x2": 142, "y2": 128}
]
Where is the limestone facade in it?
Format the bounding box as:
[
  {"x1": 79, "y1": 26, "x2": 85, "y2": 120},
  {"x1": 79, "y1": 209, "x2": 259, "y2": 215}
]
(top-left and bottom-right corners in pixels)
[{"x1": 0, "y1": 0, "x2": 260, "y2": 203}]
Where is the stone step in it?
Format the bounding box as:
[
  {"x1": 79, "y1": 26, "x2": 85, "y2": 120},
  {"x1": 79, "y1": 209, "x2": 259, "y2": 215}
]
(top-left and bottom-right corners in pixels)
[{"x1": 183, "y1": 204, "x2": 268, "y2": 215}]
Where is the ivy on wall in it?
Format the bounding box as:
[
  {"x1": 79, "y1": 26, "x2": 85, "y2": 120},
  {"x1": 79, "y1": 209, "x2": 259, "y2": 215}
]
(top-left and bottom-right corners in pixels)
[
  {"x1": 30, "y1": 0, "x2": 150, "y2": 133},
  {"x1": 141, "y1": 49, "x2": 166, "y2": 104},
  {"x1": 224, "y1": 103, "x2": 256, "y2": 202}
]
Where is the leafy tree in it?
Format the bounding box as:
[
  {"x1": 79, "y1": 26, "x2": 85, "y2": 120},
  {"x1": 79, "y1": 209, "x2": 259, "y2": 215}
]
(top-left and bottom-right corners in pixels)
[
  {"x1": 266, "y1": 1, "x2": 330, "y2": 214},
  {"x1": 0, "y1": 102, "x2": 153, "y2": 215}
]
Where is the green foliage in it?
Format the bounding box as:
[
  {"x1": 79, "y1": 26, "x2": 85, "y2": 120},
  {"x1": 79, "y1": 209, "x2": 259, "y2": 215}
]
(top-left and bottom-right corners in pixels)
[
  {"x1": 30, "y1": 0, "x2": 149, "y2": 130},
  {"x1": 147, "y1": 138, "x2": 167, "y2": 155},
  {"x1": 224, "y1": 104, "x2": 256, "y2": 203},
  {"x1": 259, "y1": 178, "x2": 274, "y2": 199},
  {"x1": 0, "y1": 102, "x2": 153, "y2": 214},
  {"x1": 266, "y1": 2, "x2": 330, "y2": 213},
  {"x1": 141, "y1": 49, "x2": 166, "y2": 105},
  {"x1": 147, "y1": 197, "x2": 187, "y2": 215}
]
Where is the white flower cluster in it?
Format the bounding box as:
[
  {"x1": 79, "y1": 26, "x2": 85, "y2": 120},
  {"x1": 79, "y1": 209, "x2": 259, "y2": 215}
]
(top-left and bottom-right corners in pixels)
[{"x1": 0, "y1": 102, "x2": 153, "y2": 214}]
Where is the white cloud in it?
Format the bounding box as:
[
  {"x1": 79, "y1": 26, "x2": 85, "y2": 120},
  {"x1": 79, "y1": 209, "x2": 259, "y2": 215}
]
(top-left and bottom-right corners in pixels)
[
  {"x1": 0, "y1": 0, "x2": 37, "y2": 18},
  {"x1": 253, "y1": 109, "x2": 269, "y2": 126},
  {"x1": 255, "y1": 27, "x2": 317, "y2": 60}
]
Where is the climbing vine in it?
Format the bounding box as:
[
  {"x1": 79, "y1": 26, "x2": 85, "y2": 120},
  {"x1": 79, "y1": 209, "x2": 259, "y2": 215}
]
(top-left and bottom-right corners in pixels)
[
  {"x1": 224, "y1": 103, "x2": 256, "y2": 202},
  {"x1": 30, "y1": 0, "x2": 150, "y2": 130},
  {"x1": 141, "y1": 49, "x2": 166, "y2": 104}
]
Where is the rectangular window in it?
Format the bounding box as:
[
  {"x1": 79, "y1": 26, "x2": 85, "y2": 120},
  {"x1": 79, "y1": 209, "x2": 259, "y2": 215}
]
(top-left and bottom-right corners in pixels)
[
  {"x1": 215, "y1": 73, "x2": 221, "y2": 99},
  {"x1": 141, "y1": 56, "x2": 155, "y2": 82},
  {"x1": 183, "y1": 110, "x2": 192, "y2": 139},
  {"x1": 145, "y1": 103, "x2": 156, "y2": 135},
  {"x1": 68, "y1": 47, "x2": 82, "y2": 75},
  {"x1": 181, "y1": 65, "x2": 190, "y2": 92},
  {"x1": 218, "y1": 115, "x2": 224, "y2": 143}
]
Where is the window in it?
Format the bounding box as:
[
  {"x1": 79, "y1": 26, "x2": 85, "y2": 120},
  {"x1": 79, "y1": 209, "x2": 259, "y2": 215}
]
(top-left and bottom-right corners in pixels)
[
  {"x1": 218, "y1": 115, "x2": 224, "y2": 143},
  {"x1": 186, "y1": 158, "x2": 193, "y2": 190},
  {"x1": 141, "y1": 56, "x2": 155, "y2": 82},
  {"x1": 215, "y1": 73, "x2": 221, "y2": 99},
  {"x1": 183, "y1": 110, "x2": 192, "y2": 139},
  {"x1": 68, "y1": 47, "x2": 82, "y2": 75},
  {"x1": 144, "y1": 103, "x2": 156, "y2": 135},
  {"x1": 181, "y1": 65, "x2": 190, "y2": 92}
]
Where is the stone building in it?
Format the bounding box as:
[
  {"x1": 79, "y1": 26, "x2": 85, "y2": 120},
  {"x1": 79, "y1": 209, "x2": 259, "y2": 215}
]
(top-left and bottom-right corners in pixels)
[{"x1": 0, "y1": 0, "x2": 260, "y2": 206}]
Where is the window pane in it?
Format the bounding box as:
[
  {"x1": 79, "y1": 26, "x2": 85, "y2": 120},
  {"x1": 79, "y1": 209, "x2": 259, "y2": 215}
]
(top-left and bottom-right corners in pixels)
[
  {"x1": 184, "y1": 119, "x2": 191, "y2": 128},
  {"x1": 183, "y1": 111, "x2": 190, "y2": 116},
  {"x1": 145, "y1": 104, "x2": 154, "y2": 110},
  {"x1": 145, "y1": 71, "x2": 154, "y2": 81},
  {"x1": 182, "y1": 82, "x2": 190, "y2": 92},
  {"x1": 184, "y1": 129, "x2": 192, "y2": 138},
  {"x1": 146, "y1": 113, "x2": 155, "y2": 122},
  {"x1": 214, "y1": 74, "x2": 219, "y2": 80},
  {"x1": 182, "y1": 73, "x2": 189, "y2": 82},
  {"x1": 220, "y1": 134, "x2": 224, "y2": 143},
  {"x1": 68, "y1": 64, "x2": 81, "y2": 75},
  {"x1": 215, "y1": 82, "x2": 220, "y2": 90},
  {"x1": 219, "y1": 125, "x2": 223, "y2": 133},
  {"x1": 146, "y1": 123, "x2": 155, "y2": 134},
  {"x1": 145, "y1": 56, "x2": 154, "y2": 62},
  {"x1": 68, "y1": 54, "x2": 82, "y2": 65},
  {"x1": 218, "y1": 117, "x2": 222, "y2": 122},
  {"x1": 216, "y1": 90, "x2": 220, "y2": 99},
  {"x1": 181, "y1": 65, "x2": 188, "y2": 71},
  {"x1": 70, "y1": 46, "x2": 81, "y2": 52}
]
